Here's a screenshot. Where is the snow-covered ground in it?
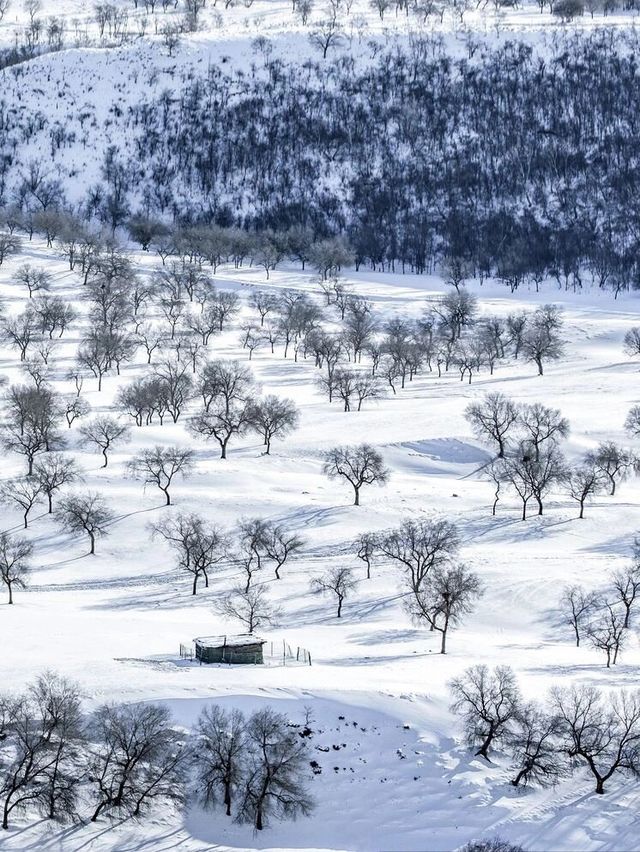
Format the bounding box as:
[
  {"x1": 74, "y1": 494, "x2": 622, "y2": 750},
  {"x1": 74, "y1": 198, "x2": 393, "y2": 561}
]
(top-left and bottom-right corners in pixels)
[
  {"x1": 1, "y1": 0, "x2": 640, "y2": 847},
  {"x1": 1, "y1": 237, "x2": 640, "y2": 849}
]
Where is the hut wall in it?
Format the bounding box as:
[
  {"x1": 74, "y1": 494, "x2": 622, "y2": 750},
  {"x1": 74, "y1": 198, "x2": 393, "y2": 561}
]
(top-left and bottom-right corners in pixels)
[{"x1": 195, "y1": 642, "x2": 264, "y2": 664}]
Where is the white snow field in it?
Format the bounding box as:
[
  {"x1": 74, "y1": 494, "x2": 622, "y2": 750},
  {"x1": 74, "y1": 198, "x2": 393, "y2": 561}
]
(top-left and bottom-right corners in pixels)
[
  {"x1": 1, "y1": 0, "x2": 640, "y2": 849},
  {"x1": 1, "y1": 237, "x2": 640, "y2": 850}
]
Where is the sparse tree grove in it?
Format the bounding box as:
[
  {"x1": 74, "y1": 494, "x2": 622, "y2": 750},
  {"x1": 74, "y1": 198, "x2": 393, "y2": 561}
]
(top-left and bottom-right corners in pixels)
[{"x1": 1, "y1": 12, "x2": 640, "y2": 845}]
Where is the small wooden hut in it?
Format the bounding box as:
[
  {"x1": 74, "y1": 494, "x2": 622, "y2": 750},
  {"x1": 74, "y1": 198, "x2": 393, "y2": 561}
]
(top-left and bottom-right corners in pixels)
[{"x1": 194, "y1": 634, "x2": 266, "y2": 665}]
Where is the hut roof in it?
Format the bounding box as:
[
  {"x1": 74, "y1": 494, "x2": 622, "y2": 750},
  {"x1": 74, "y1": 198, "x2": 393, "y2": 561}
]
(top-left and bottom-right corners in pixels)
[{"x1": 194, "y1": 634, "x2": 266, "y2": 649}]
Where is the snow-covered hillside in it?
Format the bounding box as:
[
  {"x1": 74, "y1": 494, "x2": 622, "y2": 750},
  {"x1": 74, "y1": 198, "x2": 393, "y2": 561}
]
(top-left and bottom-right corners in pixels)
[
  {"x1": 0, "y1": 234, "x2": 640, "y2": 849},
  {"x1": 1, "y1": 0, "x2": 640, "y2": 849}
]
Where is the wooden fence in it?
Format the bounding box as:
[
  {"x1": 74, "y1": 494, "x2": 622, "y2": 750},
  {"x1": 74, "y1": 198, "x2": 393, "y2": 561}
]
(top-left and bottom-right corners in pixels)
[
  {"x1": 264, "y1": 639, "x2": 312, "y2": 666},
  {"x1": 179, "y1": 639, "x2": 311, "y2": 666}
]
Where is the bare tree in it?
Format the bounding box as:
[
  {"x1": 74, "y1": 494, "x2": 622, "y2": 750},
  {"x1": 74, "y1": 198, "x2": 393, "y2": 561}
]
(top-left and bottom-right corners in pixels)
[
  {"x1": 407, "y1": 563, "x2": 483, "y2": 654},
  {"x1": 517, "y1": 402, "x2": 569, "y2": 461},
  {"x1": 440, "y1": 255, "x2": 473, "y2": 292},
  {"x1": 195, "y1": 706, "x2": 247, "y2": 817},
  {"x1": 432, "y1": 289, "x2": 477, "y2": 343},
  {"x1": 76, "y1": 333, "x2": 112, "y2": 392},
  {"x1": 356, "y1": 531, "x2": 376, "y2": 579},
  {"x1": 1, "y1": 384, "x2": 64, "y2": 474},
  {"x1": 0, "y1": 478, "x2": 43, "y2": 529},
  {"x1": 263, "y1": 523, "x2": 305, "y2": 580},
  {"x1": 249, "y1": 290, "x2": 279, "y2": 326},
  {"x1": 161, "y1": 21, "x2": 181, "y2": 55},
  {"x1": 525, "y1": 444, "x2": 568, "y2": 516},
  {"x1": 152, "y1": 358, "x2": 194, "y2": 423},
  {"x1": 449, "y1": 664, "x2": 521, "y2": 760},
  {"x1": 65, "y1": 369, "x2": 84, "y2": 399},
  {"x1": 321, "y1": 443, "x2": 390, "y2": 506},
  {"x1": 459, "y1": 840, "x2": 524, "y2": 852},
  {"x1": 236, "y1": 518, "x2": 270, "y2": 592},
  {"x1": 341, "y1": 309, "x2": 377, "y2": 362},
  {"x1": 28, "y1": 671, "x2": 85, "y2": 821},
  {"x1": 623, "y1": 327, "x2": 640, "y2": 358},
  {"x1": 211, "y1": 290, "x2": 240, "y2": 332},
  {"x1": 332, "y1": 369, "x2": 385, "y2": 412},
  {"x1": 485, "y1": 460, "x2": 502, "y2": 516},
  {"x1": 152, "y1": 513, "x2": 226, "y2": 595},
  {"x1": 610, "y1": 563, "x2": 640, "y2": 629},
  {"x1": 584, "y1": 442, "x2": 638, "y2": 496},
  {"x1": 624, "y1": 405, "x2": 640, "y2": 438},
  {"x1": 189, "y1": 403, "x2": 253, "y2": 460},
  {"x1": 506, "y1": 312, "x2": 529, "y2": 359},
  {"x1": 32, "y1": 294, "x2": 76, "y2": 338},
  {"x1": 587, "y1": 602, "x2": 626, "y2": 667},
  {"x1": 55, "y1": 491, "x2": 114, "y2": 555},
  {"x1": 553, "y1": 685, "x2": 640, "y2": 793},
  {"x1": 34, "y1": 453, "x2": 81, "y2": 513},
  {"x1": 521, "y1": 305, "x2": 564, "y2": 376},
  {"x1": 560, "y1": 585, "x2": 598, "y2": 647},
  {"x1": 64, "y1": 396, "x2": 91, "y2": 429},
  {"x1": 136, "y1": 324, "x2": 165, "y2": 364},
  {"x1": 0, "y1": 533, "x2": 32, "y2": 604},
  {"x1": 248, "y1": 396, "x2": 299, "y2": 455},
  {"x1": 0, "y1": 692, "x2": 62, "y2": 829},
  {"x1": 378, "y1": 518, "x2": 459, "y2": 594},
  {"x1": 308, "y1": 17, "x2": 345, "y2": 58},
  {"x1": 14, "y1": 264, "x2": 52, "y2": 299},
  {"x1": 198, "y1": 359, "x2": 256, "y2": 414},
  {"x1": 494, "y1": 443, "x2": 567, "y2": 519},
  {"x1": 508, "y1": 703, "x2": 564, "y2": 788},
  {"x1": 236, "y1": 707, "x2": 315, "y2": 830},
  {"x1": 311, "y1": 566, "x2": 357, "y2": 617},
  {"x1": 0, "y1": 233, "x2": 22, "y2": 266},
  {"x1": 464, "y1": 393, "x2": 518, "y2": 458},
  {"x1": 3, "y1": 310, "x2": 39, "y2": 362},
  {"x1": 88, "y1": 702, "x2": 187, "y2": 822},
  {"x1": 567, "y1": 464, "x2": 606, "y2": 519},
  {"x1": 216, "y1": 585, "x2": 281, "y2": 632},
  {"x1": 128, "y1": 446, "x2": 194, "y2": 505},
  {"x1": 79, "y1": 416, "x2": 131, "y2": 468}
]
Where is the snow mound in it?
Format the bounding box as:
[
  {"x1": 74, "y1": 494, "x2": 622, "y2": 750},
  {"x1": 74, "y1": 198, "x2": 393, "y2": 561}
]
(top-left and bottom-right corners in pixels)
[{"x1": 389, "y1": 439, "x2": 491, "y2": 476}]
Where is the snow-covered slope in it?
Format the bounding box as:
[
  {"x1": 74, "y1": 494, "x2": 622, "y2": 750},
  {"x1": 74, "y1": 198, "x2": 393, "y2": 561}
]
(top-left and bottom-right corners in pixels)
[{"x1": 1, "y1": 238, "x2": 640, "y2": 849}]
